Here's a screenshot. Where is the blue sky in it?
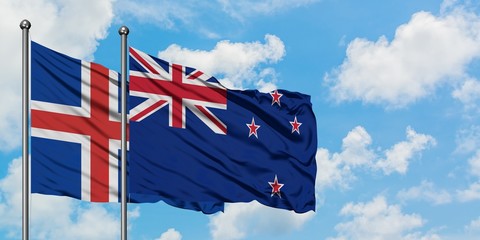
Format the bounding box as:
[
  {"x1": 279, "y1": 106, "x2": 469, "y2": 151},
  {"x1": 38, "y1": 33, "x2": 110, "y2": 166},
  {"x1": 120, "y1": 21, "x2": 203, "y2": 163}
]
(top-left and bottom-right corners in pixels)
[{"x1": 1, "y1": 0, "x2": 480, "y2": 239}]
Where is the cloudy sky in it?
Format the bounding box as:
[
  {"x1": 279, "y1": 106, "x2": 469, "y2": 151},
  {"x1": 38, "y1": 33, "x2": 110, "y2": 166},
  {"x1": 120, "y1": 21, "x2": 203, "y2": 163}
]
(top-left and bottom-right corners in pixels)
[{"x1": 1, "y1": 0, "x2": 480, "y2": 239}]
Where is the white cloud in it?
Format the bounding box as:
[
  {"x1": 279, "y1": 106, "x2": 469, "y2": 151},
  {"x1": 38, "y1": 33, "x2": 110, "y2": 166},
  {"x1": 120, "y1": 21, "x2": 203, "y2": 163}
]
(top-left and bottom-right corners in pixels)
[
  {"x1": 116, "y1": 0, "x2": 319, "y2": 38},
  {"x1": 456, "y1": 147, "x2": 480, "y2": 202},
  {"x1": 0, "y1": 158, "x2": 120, "y2": 239},
  {"x1": 396, "y1": 180, "x2": 452, "y2": 205},
  {"x1": 467, "y1": 150, "x2": 480, "y2": 178},
  {"x1": 115, "y1": 0, "x2": 322, "y2": 40},
  {"x1": 128, "y1": 206, "x2": 140, "y2": 219},
  {"x1": 115, "y1": 0, "x2": 193, "y2": 29},
  {"x1": 155, "y1": 228, "x2": 182, "y2": 240},
  {"x1": 455, "y1": 125, "x2": 480, "y2": 154},
  {"x1": 41, "y1": 203, "x2": 119, "y2": 240},
  {"x1": 0, "y1": 158, "x2": 23, "y2": 231},
  {"x1": 4, "y1": 0, "x2": 114, "y2": 59},
  {"x1": 457, "y1": 182, "x2": 480, "y2": 202},
  {"x1": 375, "y1": 127, "x2": 436, "y2": 175},
  {"x1": 339, "y1": 126, "x2": 376, "y2": 167},
  {"x1": 0, "y1": 0, "x2": 114, "y2": 151},
  {"x1": 440, "y1": 0, "x2": 459, "y2": 13},
  {"x1": 452, "y1": 78, "x2": 480, "y2": 111},
  {"x1": 208, "y1": 201, "x2": 315, "y2": 240},
  {"x1": 158, "y1": 34, "x2": 285, "y2": 91},
  {"x1": 465, "y1": 216, "x2": 480, "y2": 233},
  {"x1": 315, "y1": 148, "x2": 353, "y2": 191},
  {"x1": 328, "y1": 196, "x2": 431, "y2": 240},
  {"x1": 218, "y1": 0, "x2": 319, "y2": 21},
  {"x1": 315, "y1": 126, "x2": 375, "y2": 191},
  {"x1": 326, "y1": 7, "x2": 480, "y2": 108},
  {"x1": 316, "y1": 126, "x2": 436, "y2": 191},
  {"x1": 437, "y1": 216, "x2": 480, "y2": 240},
  {"x1": 117, "y1": 0, "x2": 319, "y2": 30},
  {"x1": 126, "y1": 206, "x2": 141, "y2": 232},
  {"x1": 403, "y1": 232, "x2": 442, "y2": 240}
]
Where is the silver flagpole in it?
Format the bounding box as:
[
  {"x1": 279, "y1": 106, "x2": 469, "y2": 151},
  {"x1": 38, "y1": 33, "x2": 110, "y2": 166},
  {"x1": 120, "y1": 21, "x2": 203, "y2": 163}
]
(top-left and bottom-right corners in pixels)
[
  {"x1": 119, "y1": 25, "x2": 129, "y2": 240},
  {"x1": 20, "y1": 19, "x2": 31, "y2": 240}
]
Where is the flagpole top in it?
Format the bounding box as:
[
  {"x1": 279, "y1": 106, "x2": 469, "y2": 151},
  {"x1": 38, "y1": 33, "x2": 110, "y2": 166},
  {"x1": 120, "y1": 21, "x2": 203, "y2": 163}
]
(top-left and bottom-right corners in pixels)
[
  {"x1": 19, "y1": 19, "x2": 31, "y2": 30},
  {"x1": 118, "y1": 26, "x2": 129, "y2": 36}
]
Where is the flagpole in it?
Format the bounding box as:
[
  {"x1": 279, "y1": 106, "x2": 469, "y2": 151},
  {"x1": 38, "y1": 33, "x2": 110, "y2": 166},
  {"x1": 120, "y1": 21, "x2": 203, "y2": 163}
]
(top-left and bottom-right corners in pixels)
[
  {"x1": 20, "y1": 19, "x2": 31, "y2": 240},
  {"x1": 119, "y1": 25, "x2": 129, "y2": 240}
]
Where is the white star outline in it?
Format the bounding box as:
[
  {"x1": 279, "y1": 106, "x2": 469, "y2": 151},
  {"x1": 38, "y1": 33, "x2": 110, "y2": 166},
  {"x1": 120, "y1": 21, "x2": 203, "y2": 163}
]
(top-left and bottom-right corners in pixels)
[
  {"x1": 246, "y1": 117, "x2": 260, "y2": 138},
  {"x1": 290, "y1": 116, "x2": 302, "y2": 134},
  {"x1": 268, "y1": 174, "x2": 284, "y2": 198}
]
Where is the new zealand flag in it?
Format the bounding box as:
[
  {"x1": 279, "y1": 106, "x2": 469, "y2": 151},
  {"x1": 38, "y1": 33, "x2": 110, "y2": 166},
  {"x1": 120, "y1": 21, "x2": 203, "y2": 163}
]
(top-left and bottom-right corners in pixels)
[{"x1": 129, "y1": 48, "x2": 317, "y2": 213}]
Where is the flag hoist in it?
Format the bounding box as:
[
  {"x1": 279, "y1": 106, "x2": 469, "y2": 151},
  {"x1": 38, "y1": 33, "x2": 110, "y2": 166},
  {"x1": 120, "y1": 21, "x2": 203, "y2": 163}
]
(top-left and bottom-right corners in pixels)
[
  {"x1": 20, "y1": 19, "x2": 31, "y2": 240},
  {"x1": 119, "y1": 25, "x2": 129, "y2": 240}
]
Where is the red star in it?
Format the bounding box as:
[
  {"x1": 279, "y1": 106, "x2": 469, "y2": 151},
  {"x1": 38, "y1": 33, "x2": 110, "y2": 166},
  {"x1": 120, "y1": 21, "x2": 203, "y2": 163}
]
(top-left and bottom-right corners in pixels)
[
  {"x1": 290, "y1": 116, "x2": 302, "y2": 134},
  {"x1": 246, "y1": 117, "x2": 260, "y2": 138},
  {"x1": 268, "y1": 175, "x2": 284, "y2": 197},
  {"x1": 270, "y1": 90, "x2": 283, "y2": 106}
]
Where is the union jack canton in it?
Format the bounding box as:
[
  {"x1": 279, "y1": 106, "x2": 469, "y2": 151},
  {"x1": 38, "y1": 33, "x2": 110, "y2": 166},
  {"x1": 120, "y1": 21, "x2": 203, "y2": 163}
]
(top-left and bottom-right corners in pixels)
[{"x1": 129, "y1": 47, "x2": 227, "y2": 134}]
